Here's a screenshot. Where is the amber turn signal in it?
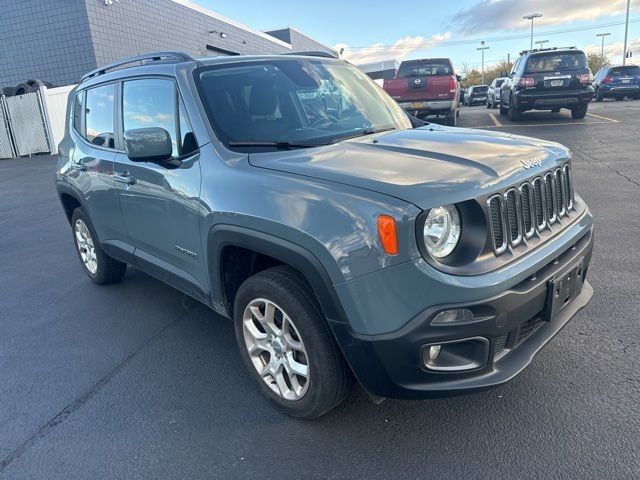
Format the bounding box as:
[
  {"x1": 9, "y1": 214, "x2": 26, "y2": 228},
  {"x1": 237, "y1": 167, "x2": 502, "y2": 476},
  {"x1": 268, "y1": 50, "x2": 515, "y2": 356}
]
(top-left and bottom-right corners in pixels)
[{"x1": 377, "y1": 215, "x2": 398, "y2": 255}]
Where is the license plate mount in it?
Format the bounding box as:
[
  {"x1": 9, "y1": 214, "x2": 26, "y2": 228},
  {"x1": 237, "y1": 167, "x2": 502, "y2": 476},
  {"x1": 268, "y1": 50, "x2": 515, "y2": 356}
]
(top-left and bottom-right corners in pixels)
[
  {"x1": 550, "y1": 80, "x2": 564, "y2": 87},
  {"x1": 410, "y1": 102, "x2": 424, "y2": 109},
  {"x1": 543, "y1": 258, "x2": 585, "y2": 322}
]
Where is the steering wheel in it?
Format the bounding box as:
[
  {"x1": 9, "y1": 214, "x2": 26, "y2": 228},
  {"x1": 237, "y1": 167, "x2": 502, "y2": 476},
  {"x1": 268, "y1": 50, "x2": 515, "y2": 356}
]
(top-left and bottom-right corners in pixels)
[{"x1": 309, "y1": 114, "x2": 339, "y2": 128}]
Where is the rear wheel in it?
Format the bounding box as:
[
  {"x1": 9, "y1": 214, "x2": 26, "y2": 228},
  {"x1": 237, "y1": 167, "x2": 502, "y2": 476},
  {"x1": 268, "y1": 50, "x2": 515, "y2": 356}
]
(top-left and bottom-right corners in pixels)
[
  {"x1": 71, "y1": 207, "x2": 126, "y2": 284},
  {"x1": 571, "y1": 104, "x2": 588, "y2": 119},
  {"x1": 507, "y1": 96, "x2": 522, "y2": 121},
  {"x1": 234, "y1": 266, "x2": 352, "y2": 418},
  {"x1": 444, "y1": 112, "x2": 457, "y2": 126},
  {"x1": 499, "y1": 98, "x2": 508, "y2": 116}
]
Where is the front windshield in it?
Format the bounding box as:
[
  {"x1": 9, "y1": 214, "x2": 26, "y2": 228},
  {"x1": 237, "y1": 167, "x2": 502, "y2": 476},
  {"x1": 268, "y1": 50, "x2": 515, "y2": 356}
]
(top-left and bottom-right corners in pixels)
[{"x1": 195, "y1": 58, "x2": 411, "y2": 150}]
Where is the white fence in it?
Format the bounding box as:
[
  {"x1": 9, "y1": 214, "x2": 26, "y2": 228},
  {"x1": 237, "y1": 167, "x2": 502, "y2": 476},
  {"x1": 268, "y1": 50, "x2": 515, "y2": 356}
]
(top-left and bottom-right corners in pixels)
[{"x1": 0, "y1": 84, "x2": 75, "y2": 160}]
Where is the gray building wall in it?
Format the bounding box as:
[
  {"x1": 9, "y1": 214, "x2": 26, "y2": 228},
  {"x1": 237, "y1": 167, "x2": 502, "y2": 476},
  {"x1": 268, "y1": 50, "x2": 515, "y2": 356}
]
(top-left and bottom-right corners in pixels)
[
  {"x1": 0, "y1": 0, "x2": 335, "y2": 90},
  {"x1": 0, "y1": 0, "x2": 97, "y2": 89}
]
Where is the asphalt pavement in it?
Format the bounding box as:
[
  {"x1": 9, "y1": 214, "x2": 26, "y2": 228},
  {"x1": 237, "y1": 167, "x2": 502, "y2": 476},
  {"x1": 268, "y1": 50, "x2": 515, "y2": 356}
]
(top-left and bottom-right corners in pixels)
[{"x1": 1, "y1": 99, "x2": 639, "y2": 479}]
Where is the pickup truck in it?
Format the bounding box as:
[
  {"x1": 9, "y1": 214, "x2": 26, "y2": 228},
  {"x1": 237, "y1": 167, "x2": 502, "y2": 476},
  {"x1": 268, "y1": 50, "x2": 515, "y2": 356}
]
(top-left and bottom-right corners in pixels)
[{"x1": 383, "y1": 58, "x2": 460, "y2": 126}]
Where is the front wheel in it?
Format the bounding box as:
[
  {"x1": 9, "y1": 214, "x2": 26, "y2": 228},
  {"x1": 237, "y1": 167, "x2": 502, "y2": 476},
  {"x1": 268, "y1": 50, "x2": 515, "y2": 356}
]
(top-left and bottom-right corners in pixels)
[
  {"x1": 571, "y1": 104, "x2": 588, "y2": 119},
  {"x1": 234, "y1": 266, "x2": 352, "y2": 418},
  {"x1": 71, "y1": 207, "x2": 126, "y2": 284}
]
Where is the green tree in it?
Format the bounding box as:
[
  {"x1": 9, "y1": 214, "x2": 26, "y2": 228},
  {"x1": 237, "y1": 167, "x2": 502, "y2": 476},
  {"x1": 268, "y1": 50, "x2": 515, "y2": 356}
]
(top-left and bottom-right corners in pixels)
[{"x1": 587, "y1": 52, "x2": 612, "y2": 74}]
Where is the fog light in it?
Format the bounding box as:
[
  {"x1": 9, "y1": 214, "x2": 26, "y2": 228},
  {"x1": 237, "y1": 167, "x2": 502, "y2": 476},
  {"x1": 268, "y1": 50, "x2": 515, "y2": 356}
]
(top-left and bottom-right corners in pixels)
[
  {"x1": 432, "y1": 308, "x2": 474, "y2": 325},
  {"x1": 428, "y1": 345, "x2": 441, "y2": 360}
]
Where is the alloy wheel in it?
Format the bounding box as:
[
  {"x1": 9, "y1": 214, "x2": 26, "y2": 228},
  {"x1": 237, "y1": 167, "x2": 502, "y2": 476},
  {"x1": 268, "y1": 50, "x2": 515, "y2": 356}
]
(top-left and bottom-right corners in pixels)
[
  {"x1": 242, "y1": 298, "x2": 310, "y2": 401},
  {"x1": 74, "y1": 219, "x2": 98, "y2": 274}
]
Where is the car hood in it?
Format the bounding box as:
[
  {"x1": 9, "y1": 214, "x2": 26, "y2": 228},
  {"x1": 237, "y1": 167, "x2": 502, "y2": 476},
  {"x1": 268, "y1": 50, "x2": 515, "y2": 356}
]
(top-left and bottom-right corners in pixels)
[{"x1": 247, "y1": 125, "x2": 570, "y2": 209}]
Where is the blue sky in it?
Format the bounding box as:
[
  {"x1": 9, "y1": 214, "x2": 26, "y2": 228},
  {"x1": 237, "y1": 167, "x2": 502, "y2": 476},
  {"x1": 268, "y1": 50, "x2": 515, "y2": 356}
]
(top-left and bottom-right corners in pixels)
[{"x1": 202, "y1": 0, "x2": 638, "y2": 69}]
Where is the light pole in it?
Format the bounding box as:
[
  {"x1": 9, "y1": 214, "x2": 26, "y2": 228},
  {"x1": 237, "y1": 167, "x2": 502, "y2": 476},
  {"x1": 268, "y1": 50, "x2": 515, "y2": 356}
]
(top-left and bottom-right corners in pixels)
[
  {"x1": 477, "y1": 41, "x2": 490, "y2": 84},
  {"x1": 596, "y1": 33, "x2": 611, "y2": 58},
  {"x1": 523, "y1": 13, "x2": 543, "y2": 50},
  {"x1": 623, "y1": 0, "x2": 631, "y2": 65},
  {"x1": 535, "y1": 40, "x2": 549, "y2": 49}
]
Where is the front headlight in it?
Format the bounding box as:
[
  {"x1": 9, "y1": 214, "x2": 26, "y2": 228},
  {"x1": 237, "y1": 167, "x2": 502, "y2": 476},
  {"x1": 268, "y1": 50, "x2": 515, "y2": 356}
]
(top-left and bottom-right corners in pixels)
[{"x1": 423, "y1": 205, "x2": 461, "y2": 258}]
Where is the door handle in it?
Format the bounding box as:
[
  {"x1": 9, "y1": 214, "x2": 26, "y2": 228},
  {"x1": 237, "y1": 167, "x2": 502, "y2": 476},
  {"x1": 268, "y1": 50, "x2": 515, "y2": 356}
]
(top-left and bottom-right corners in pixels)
[{"x1": 114, "y1": 172, "x2": 136, "y2": 186}]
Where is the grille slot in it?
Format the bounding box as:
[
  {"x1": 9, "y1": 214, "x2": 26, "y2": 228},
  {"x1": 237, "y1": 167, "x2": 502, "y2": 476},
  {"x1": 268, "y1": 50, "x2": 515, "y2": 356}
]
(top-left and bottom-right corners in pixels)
[
  {"x1": 519, "y1": 182, "x2": 535, "y2": 238},
  {"x1": 532, "y1": 177, "x2": 546, "y2": 231},
  {"x1": 544, "y1": 172, "x2": 557, "y2": 224},
  {"x1": 487, "y1": 164, "x2": 574, "y2": 255},
  {"x1": 555, "y1": 168, "x2": 566, "y2": 217},
  {"x1": 504, "y1": 189, "x2": 522, "y2": 245},
  {"x1": 488, "y1": 195, "x2": 507, "y2": 254}
]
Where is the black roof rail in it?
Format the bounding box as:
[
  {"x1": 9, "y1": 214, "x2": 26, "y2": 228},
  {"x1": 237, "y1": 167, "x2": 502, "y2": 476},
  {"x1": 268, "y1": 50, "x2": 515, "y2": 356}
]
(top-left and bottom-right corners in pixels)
[
  {"x1": 283, "y1": 51, "x2": 338, "y2": 59},
  {"x1": 80, "y1": 51, "x2": 196, "y2": 82},
  {"x1": 519, "y1": 46, "x2": 578, "y2": 55}
]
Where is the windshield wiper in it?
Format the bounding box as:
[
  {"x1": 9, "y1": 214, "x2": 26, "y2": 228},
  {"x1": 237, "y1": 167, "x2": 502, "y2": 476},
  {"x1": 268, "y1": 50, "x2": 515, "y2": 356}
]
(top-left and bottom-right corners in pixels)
[
  {"x1": 337, "y1": 126, "x2": 397, "y2": 142},
  {"x1": 228, "y1": 140, "x2": 327, "y2": 149}
]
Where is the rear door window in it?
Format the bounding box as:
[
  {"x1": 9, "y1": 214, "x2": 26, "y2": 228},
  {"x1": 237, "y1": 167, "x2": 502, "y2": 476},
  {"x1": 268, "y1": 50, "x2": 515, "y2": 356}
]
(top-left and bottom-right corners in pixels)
[
  {"x1": 85, "y1": 83, "x2": 116, "y2": 149},
  {"x1": 398, "y1": 61, "x2": 452, "y2": 77}
]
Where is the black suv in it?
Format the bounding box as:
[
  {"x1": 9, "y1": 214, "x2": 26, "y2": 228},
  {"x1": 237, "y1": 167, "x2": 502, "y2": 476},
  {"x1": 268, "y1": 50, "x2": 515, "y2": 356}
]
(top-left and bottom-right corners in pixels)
[{"x1": 500, "y1": 48, "x2": 594, "y2": 121}]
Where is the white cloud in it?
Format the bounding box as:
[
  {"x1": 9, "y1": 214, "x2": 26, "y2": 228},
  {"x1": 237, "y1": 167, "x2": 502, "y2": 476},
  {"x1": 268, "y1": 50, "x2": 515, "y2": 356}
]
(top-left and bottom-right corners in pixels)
[
  {"x1": 583, "y1": 37, "x2": 640, "y2": 63},
  {"x1": 335, "y1": 32, "x2": 452, "y2": 65},
  {"x1": 454, "y1": 0, "x2": 637, "y2": 34}
]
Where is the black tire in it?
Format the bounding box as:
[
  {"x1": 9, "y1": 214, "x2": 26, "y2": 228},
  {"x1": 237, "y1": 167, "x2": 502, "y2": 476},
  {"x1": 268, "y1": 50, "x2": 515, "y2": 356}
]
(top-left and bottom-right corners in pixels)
[
  {"x1": 486, "y1": 99, "x2": 491, "y2": 109},
  {"x1": 595, "y1": 88, "x2": 603, "y2": 102},
  {"x1": 444, "y1": 112, "x2": 457, "y2": 126},
  {"x1": 70, "y1": 207, "x2": 126, "y2": 284},
  {"x1": 551, "y1": 107, "x2": 561, "y2": 113},
  {"x1": 233, "y1": 266, "x2": 352, "y2": 419},
  {"x1": 507, "y1": 95, "x2": 522, "y2": 121},
  {"x1": 571, "y1": 104, "x2": 588, "y2": 119},
  {"x1": 456, "y1": 107, "x2": 460, "y2": 118},
  {"x1": 499, "y1": 99, "x2": 508, "y2": 116}
]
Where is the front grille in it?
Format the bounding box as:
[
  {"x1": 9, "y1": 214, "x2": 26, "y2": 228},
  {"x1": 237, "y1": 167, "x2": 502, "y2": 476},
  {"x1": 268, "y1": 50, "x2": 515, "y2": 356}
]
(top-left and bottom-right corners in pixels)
[
  {"x1": 515, "y1": 316, "x2": 544, "y2": 345},
  {"x1": 487, "y1": 164, "x2": 574, "y2": 255},
  {"x1": 494, "y1": 334, "x2": 508, "y2": 357}
]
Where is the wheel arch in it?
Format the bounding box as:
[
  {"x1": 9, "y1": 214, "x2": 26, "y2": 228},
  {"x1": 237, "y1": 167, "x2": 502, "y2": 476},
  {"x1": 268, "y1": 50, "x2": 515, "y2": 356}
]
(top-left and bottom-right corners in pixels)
[
  {"x1": 207, "y1": 224, "x2": 350, "y2": 327},
  {"x1": 56, "y1": 182, "x2": 86, "y2": 224}
]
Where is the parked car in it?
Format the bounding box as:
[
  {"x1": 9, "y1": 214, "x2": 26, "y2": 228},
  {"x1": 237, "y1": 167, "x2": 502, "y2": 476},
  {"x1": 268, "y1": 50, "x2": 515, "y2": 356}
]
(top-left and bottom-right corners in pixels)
[
  {"x1": 56, "y1": 51, "x2": 594, "y2": 418},
  {"x1": 383, "y1": 58, "x2": 460, "y2": 126},
  {"x1": 500, "y1": 47, "x2": 594, "y2": 120},
  {"x1": 463, "y1": 85, "x2": 489, "y2": 106},
  {"x1": 592, "y1": 65, "x2": 640, "y2": 101},
  {"x1": 487, "y1": 77, "x2": 507, "y2": 109}
]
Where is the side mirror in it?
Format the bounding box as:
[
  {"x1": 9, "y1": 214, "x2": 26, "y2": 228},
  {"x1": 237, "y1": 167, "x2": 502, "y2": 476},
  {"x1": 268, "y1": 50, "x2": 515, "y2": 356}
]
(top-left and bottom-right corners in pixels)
[
  {"x1": 456, "y1": 75, "x2": 462, "y2": 82},
  {"x1": 500, "y1": 70, "x2": 508, "y2": 78},
  {"x1": 123, "y1": 127, "x2": 172, "y2": 163}
]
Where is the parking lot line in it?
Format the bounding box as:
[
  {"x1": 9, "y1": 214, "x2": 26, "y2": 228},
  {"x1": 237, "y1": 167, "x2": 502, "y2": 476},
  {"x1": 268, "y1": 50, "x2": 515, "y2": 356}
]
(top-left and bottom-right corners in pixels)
[
  {"x1": 586, "y1": 112, "x2": 620, "y2": 123},
  {"x1": 489, "y1": 113, "x2": 502, "y2": 127},
  {"x1": 479, "y1": 120, "x2": 615, "y2": 128}
]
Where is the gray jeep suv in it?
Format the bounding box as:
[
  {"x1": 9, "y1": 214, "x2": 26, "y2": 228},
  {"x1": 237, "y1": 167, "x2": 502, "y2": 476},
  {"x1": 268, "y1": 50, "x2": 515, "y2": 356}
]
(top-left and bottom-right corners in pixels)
[{"x1": 56, "y1": 52, "x2": 594, "y2": 418}]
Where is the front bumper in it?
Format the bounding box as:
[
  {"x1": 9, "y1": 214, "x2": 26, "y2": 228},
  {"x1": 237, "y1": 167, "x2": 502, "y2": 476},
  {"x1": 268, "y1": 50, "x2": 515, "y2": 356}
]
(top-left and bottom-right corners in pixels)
[
  {"x1": 515, "y1": 88, "x2": 593, "y2": 109},
  {"x1": 331, "y1": 226, "x2": 594, "y2": 399}
]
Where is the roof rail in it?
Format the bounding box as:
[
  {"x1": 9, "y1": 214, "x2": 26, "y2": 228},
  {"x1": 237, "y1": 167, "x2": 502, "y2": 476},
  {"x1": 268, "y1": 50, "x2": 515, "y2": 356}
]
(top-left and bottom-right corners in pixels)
[
  {"x1": 519, "y1": 46, "x2": 578, "y2": 55},
  {"x1": 81, "y1": 51, "x2": 195, "y2": 82},
  {"x1": 283, "y1": 51, "x2": 338, "y2": 59}
]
